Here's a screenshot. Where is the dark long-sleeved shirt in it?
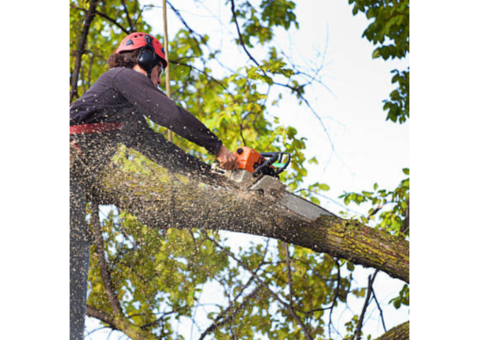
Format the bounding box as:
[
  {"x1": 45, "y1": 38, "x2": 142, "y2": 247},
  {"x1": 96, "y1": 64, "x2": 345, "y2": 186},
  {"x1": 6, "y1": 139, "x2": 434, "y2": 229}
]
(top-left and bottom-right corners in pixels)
[{"x1": 70, "y1": 67, "x2": 222, "y2": 155}]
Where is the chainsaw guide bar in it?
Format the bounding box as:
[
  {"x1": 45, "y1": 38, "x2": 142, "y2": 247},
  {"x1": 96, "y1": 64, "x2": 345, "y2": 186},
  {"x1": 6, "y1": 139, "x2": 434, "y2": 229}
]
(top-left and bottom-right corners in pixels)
[{"x1": 217, "y1": 167, "x2": 334, "y2": 222}]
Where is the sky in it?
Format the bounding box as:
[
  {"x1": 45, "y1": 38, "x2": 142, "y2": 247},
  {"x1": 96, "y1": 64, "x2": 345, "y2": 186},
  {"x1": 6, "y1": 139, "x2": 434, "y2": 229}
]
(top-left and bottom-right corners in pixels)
[{"x1": 86, "y1": 0, "x2": 409, "y2": 338}]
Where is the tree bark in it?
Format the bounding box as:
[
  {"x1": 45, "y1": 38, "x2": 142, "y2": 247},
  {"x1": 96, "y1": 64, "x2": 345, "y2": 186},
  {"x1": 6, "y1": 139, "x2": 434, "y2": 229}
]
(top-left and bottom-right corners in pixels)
[{"x1": 375, "y1": 321, "x2": 409, "y2": 340}]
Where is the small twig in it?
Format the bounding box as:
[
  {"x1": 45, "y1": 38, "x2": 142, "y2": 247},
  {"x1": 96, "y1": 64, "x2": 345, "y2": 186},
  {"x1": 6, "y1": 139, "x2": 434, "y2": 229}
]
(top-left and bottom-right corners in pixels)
[
  {"x1": 166, "y1": 0, "x2": 197, "y2": 35},
  {"x1": 371, "y1": 288, "x2": 387, "y2": 332},
  {"x1": 355, "y1": 269, "x2": 379, "y2": 340},
  {"x1": 71, "y1": 4, "x2": 130, "y2": 34},
  {"x1": 283, "y1": 243, "x2": 294, "y2": 306},
  {"x1": 368, "y1": 202, "x2": 385, "y2": 220},
  {"x1": 171, "y1": 60, "x2": 227, "y2": 90},
  {"x1": 230, "y1": 0, "x2": 268, "y2": 73},
  {"x1": 120, "y1": 0, "x2": 134, "y2": 30},
  {"x1": 328, "y1": 259, "x2": 342, "y2": 339},
  {"x1": 198, "y1": 285, "x2": 262, "y2": 340}
]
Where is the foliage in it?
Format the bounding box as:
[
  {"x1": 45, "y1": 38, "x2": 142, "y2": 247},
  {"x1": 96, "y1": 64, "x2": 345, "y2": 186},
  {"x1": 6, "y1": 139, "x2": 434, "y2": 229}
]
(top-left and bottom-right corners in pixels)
[
  {"x1": 339, "y1": 169, "x2": 409, "y2": 237},
  {"x1": 232, "y1": 0, "x2": 299, "y2": 47},
  {"x1": 348, "y1": 0, "x2": 409, "y2": 124}
]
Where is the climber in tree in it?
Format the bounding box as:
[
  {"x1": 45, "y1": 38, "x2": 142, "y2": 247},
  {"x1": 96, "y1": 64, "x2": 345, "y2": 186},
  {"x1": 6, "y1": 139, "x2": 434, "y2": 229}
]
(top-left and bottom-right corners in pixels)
[{"x1": 69, "y1": 32, "x2": 238, "y2": 340}]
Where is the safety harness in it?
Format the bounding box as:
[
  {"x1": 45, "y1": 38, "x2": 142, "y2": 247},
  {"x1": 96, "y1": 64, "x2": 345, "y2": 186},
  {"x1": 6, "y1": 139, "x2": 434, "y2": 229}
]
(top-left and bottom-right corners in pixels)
[
  {"x1": 70, "y1": 122, "x2": 124, "y2": 135},
  {"x1": 70, "y1": 122, "x2": 124, "y2": 156}
]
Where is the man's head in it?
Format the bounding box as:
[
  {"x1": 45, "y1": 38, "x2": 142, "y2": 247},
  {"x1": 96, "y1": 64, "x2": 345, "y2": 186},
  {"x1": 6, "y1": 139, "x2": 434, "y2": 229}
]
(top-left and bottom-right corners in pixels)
[{"x1": 108, "y1": 33, "x2": 167, "y2": 86}]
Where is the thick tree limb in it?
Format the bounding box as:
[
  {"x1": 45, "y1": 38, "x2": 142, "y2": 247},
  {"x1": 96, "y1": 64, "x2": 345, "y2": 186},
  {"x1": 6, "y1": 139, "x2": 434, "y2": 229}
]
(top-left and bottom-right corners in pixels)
[
  {"x1": 311, "y1": 218, "x2": 409, "y2": 283},
  {"x1": 93, "y1": 145, "x2": 409, "y2": 283},
  {"x1": 95, "y1": 163, "x2": 410, "y2": 283}
]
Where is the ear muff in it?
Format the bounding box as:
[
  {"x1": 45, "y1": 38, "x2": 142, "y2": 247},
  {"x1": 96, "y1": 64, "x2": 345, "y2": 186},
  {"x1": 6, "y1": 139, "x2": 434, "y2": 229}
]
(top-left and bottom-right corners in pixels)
[{"x1": 137, "y1": 35, "x2": 158, "y2": 82}]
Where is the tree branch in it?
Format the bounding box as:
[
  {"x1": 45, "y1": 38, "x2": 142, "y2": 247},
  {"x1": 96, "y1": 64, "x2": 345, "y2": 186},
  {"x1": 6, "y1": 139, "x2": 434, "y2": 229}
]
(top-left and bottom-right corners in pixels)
[
  {"x1": 328, "y1": 260, "x2": 342, "y2": 339},
  {"x1": 198, "y1": 240, "x2": 269, "y2": 339},
  {"x1": 198, "y1": 285, "x2": 263, "y2": 340},
  {"x1": 400, "y1": 198, "x2": 409, "y2": 235},
  {"x1": 372, "y1": 287, "x2": 387, "y2": 333},
  {"x1": 70, "y1": 0, "x2": 100, "y2": 103},
  {"x1": 96, "y1": 11, "x2": 129, "y2": 34},
  {"x1": 120, "y1": 0, "x2": 134, "y2": 31},
  {"x1": 283, "y1": 243, "x2": 294, "y2": 305},
  {"x1": 166, "y1": 0, "x2": 197, "y2": 35},
  {"x1": 86, "y1": 304, "x2": 119, "y2": 330},
  {"x1": 355, "y1": 269, "x2": 379, "y2": 340},
  {"x1": 230, "y1": 0, "x2": 263, "y2": 71},
  {"x1": 91, "y1": 201, "x2": 123, "y2": 317},
  {"x1": 202, "y1": 231, "x2": 313, "y2": 340},
  {"x1": 87, "y1": 303, "x2": 160, "y2": 340},
  {"x1": 70, "y1": 4, "x2": 130, "y2": 34}
]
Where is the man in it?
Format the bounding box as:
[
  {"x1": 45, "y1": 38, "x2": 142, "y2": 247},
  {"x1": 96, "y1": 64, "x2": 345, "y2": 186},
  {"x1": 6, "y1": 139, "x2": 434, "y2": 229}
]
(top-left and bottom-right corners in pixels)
[
  {"x1": 70, "y1": 32, "x2": 237, "y2": 339},
  {"x1": 70, "y1": 32, "x2": 237, "y2": 170}
]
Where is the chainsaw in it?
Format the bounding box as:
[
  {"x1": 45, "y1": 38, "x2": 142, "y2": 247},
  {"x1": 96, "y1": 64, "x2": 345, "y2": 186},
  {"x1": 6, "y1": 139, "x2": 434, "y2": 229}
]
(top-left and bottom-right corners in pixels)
[
  {"x1": 235, "y1": 146, "x2": 291, "y2": 178},
  {"x1": 214, "y1": 146, "x2": 334, "y2": 222}
]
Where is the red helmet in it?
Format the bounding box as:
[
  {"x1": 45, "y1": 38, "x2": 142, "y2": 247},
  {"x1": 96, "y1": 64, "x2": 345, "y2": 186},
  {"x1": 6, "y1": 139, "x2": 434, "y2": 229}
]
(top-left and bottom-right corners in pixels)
[{"x1": 116, "y1": 32, "x2": 168, "y2": 68}]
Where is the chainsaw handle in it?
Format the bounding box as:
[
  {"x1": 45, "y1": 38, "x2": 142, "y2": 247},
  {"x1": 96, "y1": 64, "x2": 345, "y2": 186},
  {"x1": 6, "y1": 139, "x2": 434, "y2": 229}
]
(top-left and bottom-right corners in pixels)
[
  {"x1": 253, "y1": 153, "x2": 279, "y2": 176},
  {"x1": 259, "y1": 152, "x2": 291, "y2": 176},
  {"x1": 276, "y1": 152, "x2": 291, "y2": 175}
]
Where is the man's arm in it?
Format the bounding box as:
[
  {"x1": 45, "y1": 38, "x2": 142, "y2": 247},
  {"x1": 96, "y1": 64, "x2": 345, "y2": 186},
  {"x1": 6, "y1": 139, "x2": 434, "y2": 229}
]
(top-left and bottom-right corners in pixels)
[{"x1": 114, "y1": 68, "x2": 221, "y2": 155}]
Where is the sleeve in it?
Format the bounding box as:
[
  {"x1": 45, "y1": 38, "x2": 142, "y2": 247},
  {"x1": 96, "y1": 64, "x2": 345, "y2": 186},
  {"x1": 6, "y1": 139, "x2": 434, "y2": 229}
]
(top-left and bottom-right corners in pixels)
[{"x1": 113, "y1": 68, "x2": 223, "y2": 155}]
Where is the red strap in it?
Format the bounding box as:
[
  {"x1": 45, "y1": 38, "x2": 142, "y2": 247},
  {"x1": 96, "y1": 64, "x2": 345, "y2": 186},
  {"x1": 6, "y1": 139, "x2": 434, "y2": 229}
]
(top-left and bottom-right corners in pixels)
[{"x1": 70, "y1": 122, "x2": 124, "y2": 135}]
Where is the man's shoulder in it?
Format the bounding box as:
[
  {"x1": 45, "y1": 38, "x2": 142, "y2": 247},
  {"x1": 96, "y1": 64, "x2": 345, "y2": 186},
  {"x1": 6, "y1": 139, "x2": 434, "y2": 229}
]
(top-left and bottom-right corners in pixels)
[
  {"x1": 102, "y1": 67, "x2": 133, "y2": 79},
  {"x1": 108, "y1": 67, "x2": 151, "y2": 87},
  {"x1": 111, "y1": 67, "x2": 144, "y2": 78}
]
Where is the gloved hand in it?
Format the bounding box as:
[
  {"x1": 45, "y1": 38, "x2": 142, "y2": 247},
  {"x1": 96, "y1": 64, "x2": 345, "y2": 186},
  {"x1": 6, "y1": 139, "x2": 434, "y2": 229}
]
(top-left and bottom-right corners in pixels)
[{"x1": 216, "y1": 145, "x2": 238, "y2": 170}]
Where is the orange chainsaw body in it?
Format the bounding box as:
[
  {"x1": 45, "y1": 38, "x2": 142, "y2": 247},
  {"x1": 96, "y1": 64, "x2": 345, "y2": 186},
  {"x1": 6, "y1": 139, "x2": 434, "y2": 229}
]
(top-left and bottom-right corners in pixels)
[{"x1": 234, "y1": 147, "x2": 265, "y2": 173}]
